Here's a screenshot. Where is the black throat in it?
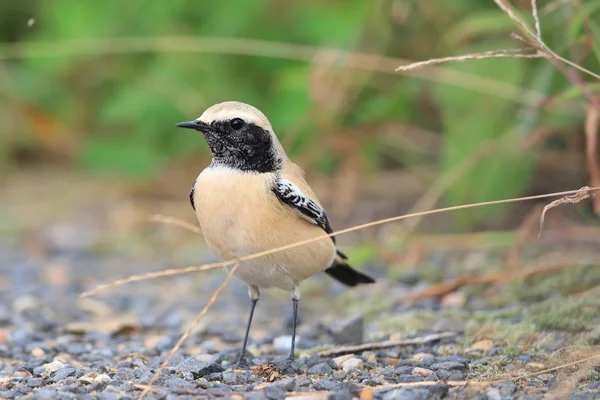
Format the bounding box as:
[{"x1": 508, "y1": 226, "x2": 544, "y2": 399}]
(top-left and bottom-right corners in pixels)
[{"x1": 204, "y1": 121, "x2": 282, "y2": 173}]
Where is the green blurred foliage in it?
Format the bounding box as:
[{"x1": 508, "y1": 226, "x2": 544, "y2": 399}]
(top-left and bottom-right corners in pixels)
[{"x1": 0, "y1": 0, "x2": 599, "y2": 230}]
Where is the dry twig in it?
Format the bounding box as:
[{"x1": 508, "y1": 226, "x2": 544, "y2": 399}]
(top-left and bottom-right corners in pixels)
[
  {"x1": 585, "y1": 106, "x2": 600, "y2": 214},
  {"x1": 316, "y1": 332, "x2": 456, "y2": 357}
]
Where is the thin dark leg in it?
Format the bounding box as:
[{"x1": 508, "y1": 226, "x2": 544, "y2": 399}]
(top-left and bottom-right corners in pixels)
[
  {"x1": 289, "y1": 298, "x2": 299, "y2": 360},
  {"x1": 236, "y1": 298, "x2": 257, "y2": 367}
]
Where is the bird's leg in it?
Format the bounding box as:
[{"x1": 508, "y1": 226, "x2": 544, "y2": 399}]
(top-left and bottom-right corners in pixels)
[
  {"x1": 236, "y1": 285, "x2": 259, "y2": 368},
  {"x1": 275, "y1": 284, "x2": 302, "y2": 375},
  {"x1": 289, "y1": 284, "x2": 300, "y2": 361}
]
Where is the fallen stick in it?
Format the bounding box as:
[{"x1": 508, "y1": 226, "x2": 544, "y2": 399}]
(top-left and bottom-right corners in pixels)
[{"x1": 316, "y1": 332, "x2": 456, "y2": 357}]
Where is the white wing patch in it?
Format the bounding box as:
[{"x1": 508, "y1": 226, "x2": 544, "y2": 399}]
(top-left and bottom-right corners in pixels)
[{"x1": 272, "y1": 178, "x2": 333, "y2": 235}]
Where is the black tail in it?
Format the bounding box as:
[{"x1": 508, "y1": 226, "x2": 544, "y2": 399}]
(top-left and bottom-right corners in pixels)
[{"x1": 325, "y1": 262, "x2": 375, "y2": 287}]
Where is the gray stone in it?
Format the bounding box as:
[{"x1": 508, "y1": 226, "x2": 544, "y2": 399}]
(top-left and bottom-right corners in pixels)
[
  {"x1": 267, "y1": 378, "x2": 296, "y2": 392},
  {"x1": 206, "y1": 372, "x2": 223, "y2": 381},
  {"x1": 332, "y1": 371, "x2": 346, "y2": 381},
  {"x1": 429, "y1": 361, "x2": 466, "y2": 371},
  {"x1": 26, "y1": 377, "x2": 43, "y2": 387},
  {"x1": 397, "y1": 374, "x2": 424, "y2": 383},
  {"x1": 296, "y1": 377, "x2": 312, "y2": 387},
  {"x1": 114, "y1": 368, "x2": 137, "y2": 382},
  {"x1": 222, "y1": 371, "x2": 247, "y2": 385},
  {"x1": 49, "y1": 367, "x2": 76, "y2": 383},
  {"x1": 341, "y1": 358, "x2": 363, "y2": 372},
  {"x1": 165, "y1": 376, "x2": 195, "y2": 390},
  {"x1": 263, "y1": 385, "x2": 286, "y2": 400},
  {"x1": 312, "y1": 379, "x2": 339, "y2": 391},
  {"x1": 395, "y1": 366, "x2": 414, "y2": 375},
  {"x1": 326, "y1": 315, "x2": 364, "y2": 345},
  {"x1": 447, "y1": 370, "x2": 465, "y2": 381},
  {"x1": 307, "y1": 362, "x2": 332, "y2": 375},
  {"x1": 384, "y1": 388, "x2": 430, "y2": 400},
  {"x1": 173, "y1": 359, "x2": 223, "y2": 380}
]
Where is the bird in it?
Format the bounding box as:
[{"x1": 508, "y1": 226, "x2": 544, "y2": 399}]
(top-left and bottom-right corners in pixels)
[{"x1": 175, "y1": 101, "x2": 375, "y2": 367}]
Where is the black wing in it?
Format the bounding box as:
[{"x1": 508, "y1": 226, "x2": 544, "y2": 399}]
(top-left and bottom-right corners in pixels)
[
  {"x1": 189, "y1": 182, "x2": 196, "y2": 211},
  {"x1": 272, "y1": 178, "x2": 347, "y2": 259}
]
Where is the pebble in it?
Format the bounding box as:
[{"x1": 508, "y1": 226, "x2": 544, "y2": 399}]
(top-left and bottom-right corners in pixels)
[
  {"x1": 264, "y1": 384, "x2": 286, "y2": 399},
  {"x1": 307, "y1": 362, "x2": 333, "y2": 375},
  {"x1": 333, "y1": 354, "x2": 354, "y2": 367},
  {"x1": 173, "y1": 359, "x2": 223, "y2": 380},
  {"x1": 31, "y1": 347, "x2": 45, "y2": 358},
  {"x1": 312, "y1": 379, "x2": 339, "y2": 391},
  {"x1": 332, "y1": 371, "x2": 346, "y2": 381},
  {"x1": 222, "y1": 371, "x2": 247, "y2": 385},
  {"x1": 412, "y1": 367, "x2": 434, "y2": 377},
  {"x1": 429, "y1": 361, "x2": 467, "y2": 371},
  {"x1": 26, "y1": 377, "x2": 43, "y2": 387},
  {"x1": 326, "y1": 315, "x2": 364, "y2": 344},
  {"x1": 49, "y1": 367, "x2": 76, "y2": 382},
  {"x1": 94, "y1": 374, "x2": 112, "y2": 383},
  {"x1": 296, "y1": 377, "x2": 312, "y2": 387},
  {"x1": 273, "y1": 336, "x2": 297, "y2": 353},
  {"x1": 341, "y1": 357, "x2": 363, "y2": 372},
  {"x1": 397, "y1": 374, "x2": 424, "y2": 383},
  {"x1": 412, "y1": 352, "x2": 435, "y2": 362},
  {"x1": 267, "y1": 378, "x2": 296, "y2": 392}
]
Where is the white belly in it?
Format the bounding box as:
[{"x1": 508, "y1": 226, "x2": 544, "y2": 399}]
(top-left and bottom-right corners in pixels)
[{"x1": 193, "y1": 167, "x2": 336, "y2": 291}]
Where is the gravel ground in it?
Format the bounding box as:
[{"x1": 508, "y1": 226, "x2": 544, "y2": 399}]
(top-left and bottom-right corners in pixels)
[{"x1": 1, "y1": 178, "x2": 600, "y2": 399}]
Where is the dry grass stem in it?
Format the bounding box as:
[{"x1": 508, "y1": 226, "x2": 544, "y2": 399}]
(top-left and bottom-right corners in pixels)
[
  {"x1": 149, "y1": 214, "x2": 203, "y2": 235},
  {"x1": 0, "y1": 36, "x2": 561, "y2": 108},
  {"x1": 398, "y1": 251, "x2": 600, "y2": 302},
  {"x1": 395, "y1": 48, "x2": 544, "y2": 72},
  {"x1": 538, "y1": 186, "x2": 596, "y2": 238},
  {"x1": 79, "y1": 263, "x2": 224, "y2": 298},
  {"x1": 495, "y1": 0, "x2": 600, "y2": 81},
  {"x1": 488, "y1": 351, "x2": 600, "y2": 385},
  {"x1": 316, "y1": 332, "x2": 456, "y2": 357},
  {"x1": 531, "y1": 0, "x2": 541, "y2": 39},
  {"x1": 585, "y1": 106, "x2": 600, "y2": 214},
  {"x1": 138, "y1": 263, "x2": 240, "y2": 399},
  {"x1": 80, "y1": 187, "x2": 600, "y2": 298}
]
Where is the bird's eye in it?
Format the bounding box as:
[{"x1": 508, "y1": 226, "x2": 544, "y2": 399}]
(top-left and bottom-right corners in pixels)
[{"x1": 230, "y1": 118, "x2": 245, "y2": 130}]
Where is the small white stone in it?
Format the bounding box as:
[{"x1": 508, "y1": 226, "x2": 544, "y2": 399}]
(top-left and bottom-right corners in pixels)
[
  {"x1": 333, "y1": 354, "x2": 354, "y2": 367},
  {"x1": 412, "y1": 367, "x2": 433, "y2": 377},
  {"x1": 273, "y1": 335, "x2": 301, "y2": 353},
  {"x1": 341, "y1": 357, "x2": 363, "y2": 372},
  {"x1": 94, "y1": 374, "x2": 111, "y2": 383},
  {"x1": 78, "y1": 372, "x2": 97, "y2": 384},
  {"x1": 42, "y1": 360, "x2": 65, "y2": 373}
]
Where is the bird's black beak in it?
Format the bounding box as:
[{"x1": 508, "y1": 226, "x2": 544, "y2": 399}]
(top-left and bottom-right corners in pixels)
[{"x1": 175, "y1": 120, "x2": 210, "y2": 132}]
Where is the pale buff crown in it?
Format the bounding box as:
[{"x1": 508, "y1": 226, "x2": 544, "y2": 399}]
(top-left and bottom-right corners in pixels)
[{"x1": 196, "y1": 101, "x2": 288, "y2": 161}]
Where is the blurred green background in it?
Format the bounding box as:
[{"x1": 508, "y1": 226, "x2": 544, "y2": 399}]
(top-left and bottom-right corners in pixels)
[{"x1": 1, "y1": 0, "x2": 598, "y2": 231}]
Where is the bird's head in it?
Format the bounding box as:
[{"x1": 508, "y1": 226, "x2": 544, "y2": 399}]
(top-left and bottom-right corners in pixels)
[{"x1": 176, "y1": 101, "x2": 285, "y2": 173}]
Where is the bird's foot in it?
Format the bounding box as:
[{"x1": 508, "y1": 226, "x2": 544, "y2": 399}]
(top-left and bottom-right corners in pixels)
[
  {"x1": 234, "y1": 355, "x2": 249, "y2": 370},
  {"x1": 274, "y1": 356, "x2": 301, "y2": 375}
]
